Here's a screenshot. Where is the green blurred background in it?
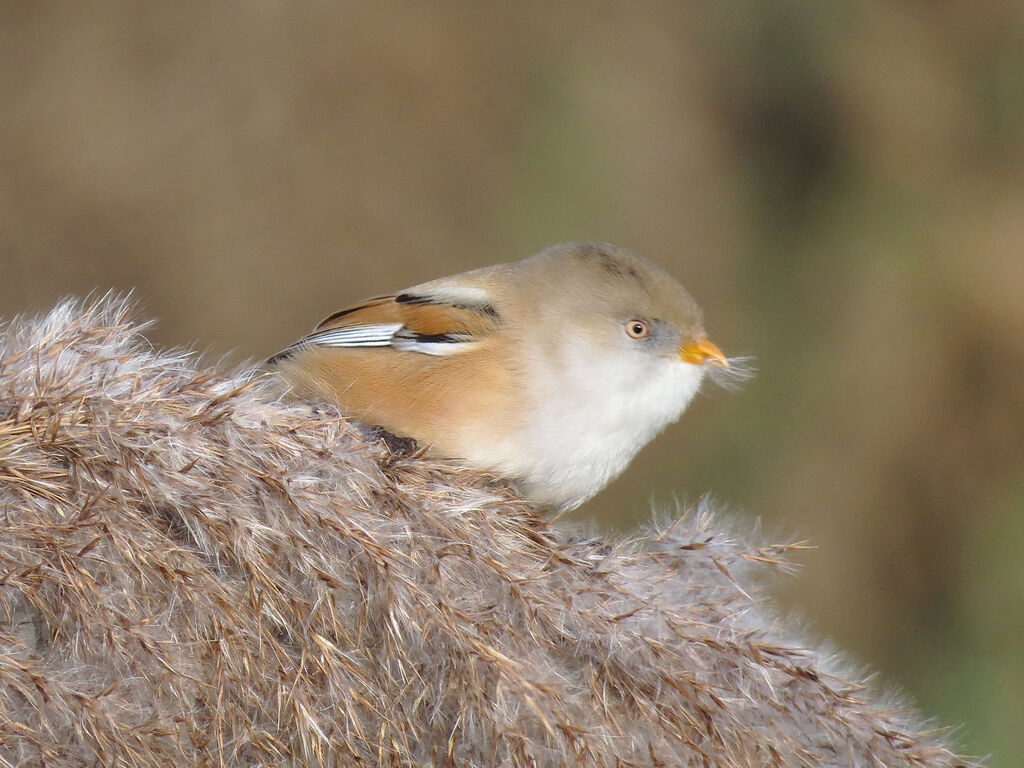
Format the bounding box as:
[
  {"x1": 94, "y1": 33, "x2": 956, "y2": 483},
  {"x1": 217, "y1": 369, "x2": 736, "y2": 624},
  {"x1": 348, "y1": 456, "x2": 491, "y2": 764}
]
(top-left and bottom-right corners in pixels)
[{"x1": 2, "y1": 2, "x2": 1021, "y2": 763}]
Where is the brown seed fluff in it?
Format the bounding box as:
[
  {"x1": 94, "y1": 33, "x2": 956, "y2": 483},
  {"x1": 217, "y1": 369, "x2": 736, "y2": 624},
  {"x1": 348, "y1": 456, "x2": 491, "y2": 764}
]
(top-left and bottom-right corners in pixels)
[{"x1": 0, "y1": 296, "x2": 975, "y2": 768}]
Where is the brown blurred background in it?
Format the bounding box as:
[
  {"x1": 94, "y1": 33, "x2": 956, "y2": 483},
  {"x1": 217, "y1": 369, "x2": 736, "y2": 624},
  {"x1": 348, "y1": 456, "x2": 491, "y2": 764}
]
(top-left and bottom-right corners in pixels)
[{"x1": 2, "y1": 2, "x2": 1022, "y2": 763}]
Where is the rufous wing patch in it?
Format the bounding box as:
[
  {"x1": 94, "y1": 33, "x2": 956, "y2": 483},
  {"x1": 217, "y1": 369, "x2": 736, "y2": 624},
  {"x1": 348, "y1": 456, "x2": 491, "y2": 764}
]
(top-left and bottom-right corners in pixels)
[{"x1": 316, "y1": 293, "x2": 501, "y2": 340}]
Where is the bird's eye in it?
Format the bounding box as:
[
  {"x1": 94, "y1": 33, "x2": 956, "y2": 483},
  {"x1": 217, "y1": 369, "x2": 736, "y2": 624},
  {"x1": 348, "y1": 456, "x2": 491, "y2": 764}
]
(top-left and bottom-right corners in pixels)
[{"x1": 625, "y1": 320, "x2": 649, "y2": 339}]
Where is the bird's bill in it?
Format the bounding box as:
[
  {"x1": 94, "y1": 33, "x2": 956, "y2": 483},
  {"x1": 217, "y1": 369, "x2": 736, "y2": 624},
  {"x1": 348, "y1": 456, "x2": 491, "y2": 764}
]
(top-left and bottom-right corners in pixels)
[{"x1": 679, "y1": 336, "x2": 729, "y2": 367}]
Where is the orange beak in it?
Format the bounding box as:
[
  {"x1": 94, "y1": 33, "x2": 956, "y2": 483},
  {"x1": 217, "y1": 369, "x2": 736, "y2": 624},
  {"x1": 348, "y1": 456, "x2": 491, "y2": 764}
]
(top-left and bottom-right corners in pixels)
[{"x1": 679, "y1": 336, "x2": 729, "y2": 367}]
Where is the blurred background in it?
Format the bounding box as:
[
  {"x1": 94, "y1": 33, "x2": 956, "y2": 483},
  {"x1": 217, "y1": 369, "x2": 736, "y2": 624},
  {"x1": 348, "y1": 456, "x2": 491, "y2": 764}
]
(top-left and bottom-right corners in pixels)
[{"x1": 1, "y1": 2, "x2": 1021, "y2": 763}]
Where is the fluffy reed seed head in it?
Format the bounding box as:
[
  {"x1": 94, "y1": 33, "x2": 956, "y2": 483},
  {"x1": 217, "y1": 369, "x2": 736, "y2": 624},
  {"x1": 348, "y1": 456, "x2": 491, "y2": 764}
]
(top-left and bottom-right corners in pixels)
[{"x1": 0, "y1": 296, "x2": 974, "y2": 767}]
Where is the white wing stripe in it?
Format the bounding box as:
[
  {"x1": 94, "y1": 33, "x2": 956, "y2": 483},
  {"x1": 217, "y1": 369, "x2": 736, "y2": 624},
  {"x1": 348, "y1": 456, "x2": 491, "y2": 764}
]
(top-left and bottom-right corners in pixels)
[
  {"x1": 396, "y1": 340, "x2": 476, "y2": 356},
  {"x1": 392, "y1": 332, "x2": 477, "y2": 356},
  {"x1": 308, "y1": 323, "x2": 402, "y2": 347},
  {"x1": 294, "y1": 322, "x2": 480, "y2": 356}
]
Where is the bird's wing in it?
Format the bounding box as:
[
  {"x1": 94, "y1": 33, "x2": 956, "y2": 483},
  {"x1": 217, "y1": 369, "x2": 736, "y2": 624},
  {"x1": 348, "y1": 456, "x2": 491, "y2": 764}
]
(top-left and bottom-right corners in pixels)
[{"x1": 269, "y1": 282, "x2": 502, "y2": 364}]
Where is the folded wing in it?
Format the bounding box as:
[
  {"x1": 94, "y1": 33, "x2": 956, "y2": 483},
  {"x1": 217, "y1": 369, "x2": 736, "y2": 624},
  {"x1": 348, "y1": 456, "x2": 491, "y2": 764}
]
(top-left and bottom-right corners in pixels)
[
  {"x1": 269, "y1": 285, "x2": 502, "y2": 364},
  {"x1": 268, "y1": 276, "x2": 515, "y2": 462}
]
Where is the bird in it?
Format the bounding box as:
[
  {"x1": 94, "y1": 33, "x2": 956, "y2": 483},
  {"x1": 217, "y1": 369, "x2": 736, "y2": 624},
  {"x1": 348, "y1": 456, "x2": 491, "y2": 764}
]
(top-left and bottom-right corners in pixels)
[{"x1": 270, "y1": 242, "x2": 731, "y2": 511}]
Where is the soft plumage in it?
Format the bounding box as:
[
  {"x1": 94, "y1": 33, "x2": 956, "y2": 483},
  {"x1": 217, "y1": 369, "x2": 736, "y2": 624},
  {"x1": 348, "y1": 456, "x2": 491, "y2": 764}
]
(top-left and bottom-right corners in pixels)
[{"x1": 272, "y1": 242, "x2": 729, "y2": 509}]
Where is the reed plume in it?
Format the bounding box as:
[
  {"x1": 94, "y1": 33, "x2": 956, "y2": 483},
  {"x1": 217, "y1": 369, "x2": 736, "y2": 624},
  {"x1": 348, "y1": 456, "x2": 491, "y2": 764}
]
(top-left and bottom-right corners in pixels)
[{"x1": 0, "y1": 296, "x2": 973, "y2": 767}]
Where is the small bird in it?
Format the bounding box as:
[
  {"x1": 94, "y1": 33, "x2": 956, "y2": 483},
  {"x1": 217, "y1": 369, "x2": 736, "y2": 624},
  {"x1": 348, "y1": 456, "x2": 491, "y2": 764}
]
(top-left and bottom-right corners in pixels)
[{"x1": 271, "y1": 242, "x2": 730, "y2": 511}]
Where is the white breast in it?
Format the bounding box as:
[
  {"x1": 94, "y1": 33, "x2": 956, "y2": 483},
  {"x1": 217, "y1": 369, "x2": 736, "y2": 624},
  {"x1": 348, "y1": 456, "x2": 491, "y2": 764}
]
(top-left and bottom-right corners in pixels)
[{"x1": 499, "y1": 344, "x2": 706, "y2": 510}]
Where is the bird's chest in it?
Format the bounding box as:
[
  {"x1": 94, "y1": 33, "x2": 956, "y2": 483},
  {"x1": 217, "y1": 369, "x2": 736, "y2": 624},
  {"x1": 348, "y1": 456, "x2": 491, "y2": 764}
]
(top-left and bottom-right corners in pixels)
[{"x1": 513, "y1": 348, "x2": 705, "y2": 508}]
